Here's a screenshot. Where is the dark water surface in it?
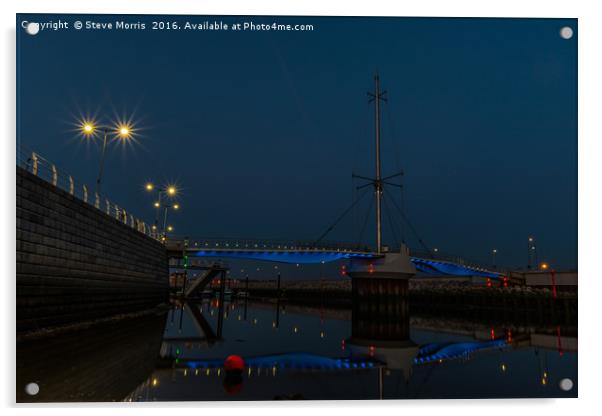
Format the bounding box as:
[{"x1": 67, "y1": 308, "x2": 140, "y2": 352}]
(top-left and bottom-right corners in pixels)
[{"x1": 17, "y1": 298, "x2": 577, "y2": 402}]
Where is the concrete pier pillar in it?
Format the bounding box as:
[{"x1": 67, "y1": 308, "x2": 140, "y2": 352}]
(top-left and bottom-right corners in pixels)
[
  {"x1": 347, "y1": 246, "x2": 418, "y2": 383},
  {"x1": 351, "y1": 277, "x2": 410, "y2": 342}
]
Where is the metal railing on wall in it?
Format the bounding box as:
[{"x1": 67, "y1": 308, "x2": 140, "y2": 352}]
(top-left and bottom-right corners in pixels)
[
  {"x1": 17, "y1": 146, "x2": 155, "y2": 238},
  {"x1": 167, "y1": 235, "x2": 374, "y2": 253}
]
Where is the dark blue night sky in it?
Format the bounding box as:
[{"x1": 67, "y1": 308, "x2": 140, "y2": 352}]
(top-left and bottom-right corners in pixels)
[{"x1": 16, "y1": 14, "x2": 577, "y2": 269}]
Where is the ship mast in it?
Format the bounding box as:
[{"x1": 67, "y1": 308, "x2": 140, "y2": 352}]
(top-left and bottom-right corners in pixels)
[{"x1": 372, "y1": 73, "x2": 384, "y2": 254}]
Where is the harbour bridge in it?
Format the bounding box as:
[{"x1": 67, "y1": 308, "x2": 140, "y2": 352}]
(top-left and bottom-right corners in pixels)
[{"x1": 165, "y1": 238, "x2": 502, "y2": 279}]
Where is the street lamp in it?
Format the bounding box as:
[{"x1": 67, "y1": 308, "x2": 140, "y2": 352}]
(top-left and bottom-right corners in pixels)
[
  {"x1": 160, "y1": 203, "x2": 180, "y2": 236},
  {"x1": 118, "y1": 125, "x2": 131, "y2": 137},
  {"x1": 80, "y1": 120, "x2": 133, "y2": 196},
  {"x1": 527, "y1": 236, "x2": 538, "y2": 269},
  {"x1": 83, "y1": 123, "x2": 94, "y2": 134},
  {"x1": 492, "y1": 249, "x2": 497, "y2": 269},
  {"x1": 145, "y1": 182, "x2": 180, "y2": 237}
]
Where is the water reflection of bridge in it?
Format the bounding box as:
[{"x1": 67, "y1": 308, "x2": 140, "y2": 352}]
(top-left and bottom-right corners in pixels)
[
  {"x1": 159, "y1": 299, "x2": 576, "y2": 371},
  {"x1": 136, "y1": 297, "x2": 576, "y2": 401},
  {"x1": 158, "y1": 340, "x2": 509, "y2": 370}
]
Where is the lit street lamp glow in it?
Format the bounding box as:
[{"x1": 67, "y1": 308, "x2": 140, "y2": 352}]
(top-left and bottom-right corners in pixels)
[
  {"x1": 76, "y1": 115, "x2": 139, "y2": 196},
  {"x1": 146, "y1": 183, "x2": 181, "y2": 239},
  {"x1": 82, "y1": 122, "x2": 95, "y2": 135},
  {"x1": 117, "y1": 124, "x2": 132, "y2": 139}
]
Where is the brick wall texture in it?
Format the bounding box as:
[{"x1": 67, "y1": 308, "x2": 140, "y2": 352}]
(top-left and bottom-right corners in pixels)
[{"x1": 17, "y1": 166, "x2": 169, "y2": 332}]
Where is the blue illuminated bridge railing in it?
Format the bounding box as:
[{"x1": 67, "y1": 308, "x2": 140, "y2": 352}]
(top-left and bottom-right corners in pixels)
[
  {"x1": 165, "y1": 339, "x2": 508, "y2": 370},
  {"x1": 411, "y1": 257, "x2": 501, "y2": 279},
  {"x1": 168, "y1": 238, "x2": 502, "y2": 279}
]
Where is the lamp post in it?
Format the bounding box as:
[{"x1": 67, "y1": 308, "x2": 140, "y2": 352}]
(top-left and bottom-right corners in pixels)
[
  {"x1": 81, "y1": 121, "x2": 133, "y2": 196},
  {"x1": 145, "y1": 183, "x2": 179, "y2": 237},
  {"x1": 162, "y1": 203, "x2": 179, "y2": 236},
  {"x1": 527, "y1": 236, "x2": 537, "y2": 270},
  {"x1": 492, "y1": 249, "x2": 497, "y2": 269}
]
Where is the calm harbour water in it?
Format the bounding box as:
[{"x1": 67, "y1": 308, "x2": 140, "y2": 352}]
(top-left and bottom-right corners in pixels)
[{"x1": 17, "y1": 297, "x2": 577, "y2": 402}]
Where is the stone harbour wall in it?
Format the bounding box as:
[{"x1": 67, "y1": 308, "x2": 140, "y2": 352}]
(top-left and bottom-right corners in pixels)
[{"x1": 17, "y1": 166, "x2": 169, "y2": 333}]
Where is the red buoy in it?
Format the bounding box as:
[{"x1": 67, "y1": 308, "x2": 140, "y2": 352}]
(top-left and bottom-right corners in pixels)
[
  {"x1": 223, "y1": 377, "x2": 243, "y2": 394},
  {"x1": 224, "y1": 355, "x2": 245, "y2": 372}
]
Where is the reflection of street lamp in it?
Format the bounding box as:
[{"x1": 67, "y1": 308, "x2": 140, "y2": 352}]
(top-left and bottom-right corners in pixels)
[
  {"x1": 81, "y1": 120, "x2": 133, "y2": 196},
  {"x1": 274, "y1": 265, "x2": 281, "y2": 295}
]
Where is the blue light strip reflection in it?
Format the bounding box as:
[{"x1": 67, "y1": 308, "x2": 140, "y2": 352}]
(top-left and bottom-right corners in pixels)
[{"x1": 175, "y1": 340, "x2": 508, "y2": 370}]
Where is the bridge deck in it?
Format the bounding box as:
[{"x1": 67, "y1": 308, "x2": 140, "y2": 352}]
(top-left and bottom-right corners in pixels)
[{"x1": 165, "y1": 239, "x2": 501, "y2": 279}]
